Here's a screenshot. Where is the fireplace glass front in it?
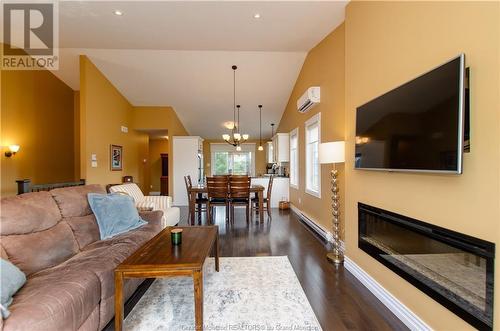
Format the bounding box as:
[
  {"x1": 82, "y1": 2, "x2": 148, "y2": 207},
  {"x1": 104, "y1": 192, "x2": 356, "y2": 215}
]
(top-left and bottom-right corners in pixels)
[{"x1": 358, "y1": 203, "x2": 494, "y2": 330}]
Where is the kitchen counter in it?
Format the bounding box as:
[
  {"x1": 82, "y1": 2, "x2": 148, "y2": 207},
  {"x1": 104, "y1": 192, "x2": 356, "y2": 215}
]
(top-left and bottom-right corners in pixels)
[
  {"x1": 252, "y1": 175, "x2": 289, "y2": 179},
  {"x1": 251, "y1": 177, "x2": 289, "y2": 208}
]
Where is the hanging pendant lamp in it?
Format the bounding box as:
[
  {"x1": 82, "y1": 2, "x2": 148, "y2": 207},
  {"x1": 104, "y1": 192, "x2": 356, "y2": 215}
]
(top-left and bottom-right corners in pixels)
[
  {"x1": 222, "y1": 65, "x2": 249, "y2": 148},
  {"x1": 258, "y1": 105, "x2": 264, "y2": 151}
]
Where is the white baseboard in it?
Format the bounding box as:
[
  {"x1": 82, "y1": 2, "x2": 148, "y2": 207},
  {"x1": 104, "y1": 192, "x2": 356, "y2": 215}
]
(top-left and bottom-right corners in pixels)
[
  {"x1": 344, "y1": 257, "x2": 432, "y2": 331},
  {"x1": 290, "y1": 204, "x2": 430, "y2": 331},
  {"x1": 290, "y1": 204, "x2": 345, "y2": 253}
]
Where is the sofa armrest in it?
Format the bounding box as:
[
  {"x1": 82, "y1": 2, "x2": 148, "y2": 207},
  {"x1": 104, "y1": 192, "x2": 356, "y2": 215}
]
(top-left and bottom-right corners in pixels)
[{"x1": 139, "y1": 210, "x2": 164, "y2": 229}]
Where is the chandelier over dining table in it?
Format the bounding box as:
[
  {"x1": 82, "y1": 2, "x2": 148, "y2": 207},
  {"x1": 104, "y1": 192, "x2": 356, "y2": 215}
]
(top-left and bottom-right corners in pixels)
[{"x1": 222, "y1": 65, "x2": 249, "y2": 151}]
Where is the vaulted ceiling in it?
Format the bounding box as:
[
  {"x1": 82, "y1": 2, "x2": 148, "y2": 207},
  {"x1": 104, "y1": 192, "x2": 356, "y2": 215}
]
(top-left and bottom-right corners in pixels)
[{"x1": 53, "y1": 1, "x2": 347, "y2": 139}]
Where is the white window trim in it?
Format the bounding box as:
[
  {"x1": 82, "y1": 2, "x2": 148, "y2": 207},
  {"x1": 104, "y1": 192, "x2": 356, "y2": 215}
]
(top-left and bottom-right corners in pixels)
[
  {"x1": 210, "y1": 143, "x2": 256, "y2": 177},
  {"x1": 289, "y1": 127, "x2": 299, "y2": 189},
  {"x1": 305, "y1": 113, "x2": 321, "y2": 198}
]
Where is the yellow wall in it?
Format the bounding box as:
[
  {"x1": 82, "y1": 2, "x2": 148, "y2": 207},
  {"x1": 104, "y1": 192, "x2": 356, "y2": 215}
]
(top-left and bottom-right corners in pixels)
[
  {"x1": 203, "y1": 139, "x2": 268, "y2": 177},
  {"x1": 1, "y1": 68, "x2": 76, "y2": 196},
  {"x1": 133, "y1": 106, "x2": 189, "y2": 194},
  {"x1": 79, "y1": 56, "x2": 148, "y2": 191},
  {"x1": 344, "y1": 2, "x2": 499, "y2": 329},
  {"x1": 277, "y1": 24, "x2": 345, "y2": 232},
  {"x1": 148, "y1": 138, "x2": 168, "y2": 192},
  {"x1": 73, "y1": 91, "x2": 80, "y2": 180}
]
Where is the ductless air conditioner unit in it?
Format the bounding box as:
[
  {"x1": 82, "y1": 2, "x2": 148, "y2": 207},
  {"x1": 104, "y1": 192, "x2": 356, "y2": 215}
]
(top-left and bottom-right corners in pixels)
[{"x1": 297, "y1": 86, "x2": 320, "y2": 113}]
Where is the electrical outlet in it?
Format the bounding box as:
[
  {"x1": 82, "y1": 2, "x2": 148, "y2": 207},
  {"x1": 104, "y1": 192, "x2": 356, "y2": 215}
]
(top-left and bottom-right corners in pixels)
[
  {"x1": 121, "y1": 126, "x2": 128, "y2": 133},
  {"x1": 91, "y1": 161, "x2": 98, "y2": 168}
]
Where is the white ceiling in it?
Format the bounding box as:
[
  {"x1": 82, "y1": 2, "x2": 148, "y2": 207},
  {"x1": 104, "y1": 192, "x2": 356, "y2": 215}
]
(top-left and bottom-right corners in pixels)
[{"x1": 52, "y1": 1, "x2": 347, "y2": 139}]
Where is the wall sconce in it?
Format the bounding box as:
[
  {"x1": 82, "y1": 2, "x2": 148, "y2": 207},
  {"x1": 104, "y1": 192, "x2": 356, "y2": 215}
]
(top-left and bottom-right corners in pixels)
[{"x1": 5, "y1": 145, "x2": 20, "y2": 157}]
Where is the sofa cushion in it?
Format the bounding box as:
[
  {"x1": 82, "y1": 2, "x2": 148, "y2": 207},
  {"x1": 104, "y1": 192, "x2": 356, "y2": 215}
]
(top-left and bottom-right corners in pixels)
[
  {"x1": 1, "y1": 222, "x2": 79, "y2": 276},
  {"x1": 1, "y1": 246, "x2": 9, "y2": 260},
  {"x1": 138, "y1": 210, "x2": 164, "y2": 230},
  {"x1": 77, "y1": 304, "x2": 99, "y2": 331},
  {"x1": 98, "y1": 278, "x2": 143, "y2": 329},
  {"x1": 65, "y1": 214, "x2": 101, "y2": 250},
  {"x1": 50, "y1": 223, "x2": 159, "y2": 300},
  {"x1": 3, "y1": 269, "x2": 100, "y2": 331},
  {"x1": 0, "y1": 191, "x2": 61, "y2": 236},
  {"x1": 83, "y1": 222, "x2": 159, "y2": 254},
  {"x1": 51, "y1": 184, "x2": 105, "y2": 218}
]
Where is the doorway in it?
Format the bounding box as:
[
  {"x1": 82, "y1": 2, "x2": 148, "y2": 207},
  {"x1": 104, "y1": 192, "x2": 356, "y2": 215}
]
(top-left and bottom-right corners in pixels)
[{"x1": 147, "y1": 132, "x2": 169, "y2": 195}]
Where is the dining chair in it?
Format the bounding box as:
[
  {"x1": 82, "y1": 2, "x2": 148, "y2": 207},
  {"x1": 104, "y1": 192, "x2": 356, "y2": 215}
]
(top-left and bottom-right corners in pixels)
[
  {"x1": 184, "y1": 175, "x2": 207, "y2": 224},
  {"x1": 229, "y1": 175, "x2": 251, "y2": 224},
  {"x1": 206, "y1": 176, "x2": 230, "y2": 223},
  {"x1": 252, "y1": 175, "x2": 274, "y2": 218}
]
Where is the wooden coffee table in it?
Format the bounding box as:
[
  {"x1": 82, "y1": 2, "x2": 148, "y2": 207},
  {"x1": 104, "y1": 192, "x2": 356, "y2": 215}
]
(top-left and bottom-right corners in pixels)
[{"x1": 114, "y1": 226, "x2": 219, "y2": 331}]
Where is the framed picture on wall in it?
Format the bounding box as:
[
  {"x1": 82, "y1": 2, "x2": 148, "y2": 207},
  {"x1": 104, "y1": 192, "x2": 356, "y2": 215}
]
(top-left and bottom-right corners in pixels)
[{"x1": 110, "y1": 145, "x2": 123, "y2": 171}]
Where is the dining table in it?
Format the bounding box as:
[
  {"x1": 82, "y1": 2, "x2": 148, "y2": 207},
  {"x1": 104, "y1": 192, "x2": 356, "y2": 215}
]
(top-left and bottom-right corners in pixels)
[{"x1": 187, "y1": 184, "x2": 265, "y2": 224}]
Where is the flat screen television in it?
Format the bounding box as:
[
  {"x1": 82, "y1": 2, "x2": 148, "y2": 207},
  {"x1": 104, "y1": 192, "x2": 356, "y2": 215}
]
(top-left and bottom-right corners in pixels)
[{"x1": 355, "y1": 54, "x2": 466, "y2": 174}]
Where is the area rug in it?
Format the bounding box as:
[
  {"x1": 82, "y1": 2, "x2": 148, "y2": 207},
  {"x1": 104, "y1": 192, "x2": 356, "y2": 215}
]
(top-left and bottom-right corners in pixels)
[{"x1": 124, "y1": 256, "x2": 322, "y2": 331}]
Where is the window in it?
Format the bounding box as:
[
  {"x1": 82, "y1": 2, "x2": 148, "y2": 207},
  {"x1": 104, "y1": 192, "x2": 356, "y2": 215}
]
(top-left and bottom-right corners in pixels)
[
  {"x1": 211, "y1": 144, "x2": 255, "y2": 176},
  {"x1": 289, "y1": 128, "x2": 299, "y2": 189},
  {"x1": 305, "y1": 113, "x2": 321, "y2": 197}
]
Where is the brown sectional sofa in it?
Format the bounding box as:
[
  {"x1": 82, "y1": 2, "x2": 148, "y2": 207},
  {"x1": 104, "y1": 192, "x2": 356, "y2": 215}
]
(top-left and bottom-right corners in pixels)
[{"x1": 0, "y1": 185, "x2": 165, "y2": 331}]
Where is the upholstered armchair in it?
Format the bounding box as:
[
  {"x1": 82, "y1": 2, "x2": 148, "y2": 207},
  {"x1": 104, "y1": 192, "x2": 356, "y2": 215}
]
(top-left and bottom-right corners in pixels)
[{"x1": 108, "y1": 183, "x2": 180, "y2": 227}]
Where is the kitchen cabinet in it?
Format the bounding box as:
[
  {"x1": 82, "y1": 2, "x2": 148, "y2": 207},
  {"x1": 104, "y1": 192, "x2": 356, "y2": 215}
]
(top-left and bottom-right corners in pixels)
[
  {"x1": 172, "y1": 136, "x2": 203, "y2": 206},
  {"x1": 266, "y1": 142, "x2": 274, "y2": 163},
  {"x1": 251, "y1": 177, "x2": 289, "y2": 208},
  {"x1": 272, "y1": 133, "x2": 290, "y2": 163}
]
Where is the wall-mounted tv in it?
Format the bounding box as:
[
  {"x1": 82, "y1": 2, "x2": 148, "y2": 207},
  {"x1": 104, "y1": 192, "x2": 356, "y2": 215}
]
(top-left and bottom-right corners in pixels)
[{"x1": 355, "y1": 54, "x2": 466, "y2": 174}]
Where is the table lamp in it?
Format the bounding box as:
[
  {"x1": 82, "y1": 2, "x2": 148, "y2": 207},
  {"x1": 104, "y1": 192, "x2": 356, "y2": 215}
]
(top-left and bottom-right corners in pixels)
[{"x1": 319, "y1": 141, "x2": 345, "y2": 264}]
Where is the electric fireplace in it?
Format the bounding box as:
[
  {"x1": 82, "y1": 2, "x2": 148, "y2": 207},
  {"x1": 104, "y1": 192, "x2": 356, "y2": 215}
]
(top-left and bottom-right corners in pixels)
[{"x1": 358, "y1": 203, "x2": 495, "y2": 330}]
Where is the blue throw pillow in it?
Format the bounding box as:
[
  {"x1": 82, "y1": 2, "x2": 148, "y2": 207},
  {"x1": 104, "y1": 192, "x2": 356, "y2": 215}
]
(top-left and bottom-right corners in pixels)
[
  {"x1": 0, "y1": 259, "x2": 26, "y2": 318},
  {"x1": 87, "y1": 193, "x2": 147, "y2": 240}
]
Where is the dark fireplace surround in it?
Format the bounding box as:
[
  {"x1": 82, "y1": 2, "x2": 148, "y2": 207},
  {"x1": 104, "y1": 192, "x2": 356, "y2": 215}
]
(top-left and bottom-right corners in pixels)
[{"x1": 358, "y1": 203, "x2": 495, "y2": 330}]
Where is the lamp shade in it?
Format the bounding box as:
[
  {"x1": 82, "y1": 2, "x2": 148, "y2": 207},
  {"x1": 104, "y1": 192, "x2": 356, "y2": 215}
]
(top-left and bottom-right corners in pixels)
[
  {"x1": 319, "y1": 141, "x2": 345, "y2": 164},
  {"x1": 9, "y1": 145, "x2": 20, "y2": 153}
]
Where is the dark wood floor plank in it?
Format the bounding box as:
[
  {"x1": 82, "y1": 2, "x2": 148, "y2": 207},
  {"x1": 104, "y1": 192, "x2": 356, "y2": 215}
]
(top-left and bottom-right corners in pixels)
[
  {"x1": 107, "y1": 207, "x2": 407, "y2": 331},
  {"x1": 179, "y1": 207, "x2": 408, "y2": 331}
]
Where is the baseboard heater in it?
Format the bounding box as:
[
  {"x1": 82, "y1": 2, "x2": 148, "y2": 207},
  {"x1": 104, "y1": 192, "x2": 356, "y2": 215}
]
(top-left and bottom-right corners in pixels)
[{"x1": 291, "y1": 207, "x2": 328, "y2": 242}]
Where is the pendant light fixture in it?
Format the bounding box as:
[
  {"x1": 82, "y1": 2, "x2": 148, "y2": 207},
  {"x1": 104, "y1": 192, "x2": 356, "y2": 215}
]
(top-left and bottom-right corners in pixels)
[
  {"x1": 258, "y1": 105, "x2": 264, "y2": 151},
  {"x1": 222, "y1": 65, "x2": 249, "y2": 149}
]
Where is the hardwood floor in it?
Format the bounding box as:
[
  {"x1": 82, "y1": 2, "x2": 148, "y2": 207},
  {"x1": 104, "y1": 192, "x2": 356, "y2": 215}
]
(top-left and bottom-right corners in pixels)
[
  {"x1": 179, "y1": 206, "x2": 408, "y2": 331},
  {"x1": 108, "y1": 206, "x2": 408, "y2": 331}
]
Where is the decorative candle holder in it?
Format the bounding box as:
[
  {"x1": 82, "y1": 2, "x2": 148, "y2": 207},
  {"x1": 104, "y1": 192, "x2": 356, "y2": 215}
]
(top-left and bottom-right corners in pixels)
[{"x1": 171, "y1": 228, "x2": 183, "y2": 245}]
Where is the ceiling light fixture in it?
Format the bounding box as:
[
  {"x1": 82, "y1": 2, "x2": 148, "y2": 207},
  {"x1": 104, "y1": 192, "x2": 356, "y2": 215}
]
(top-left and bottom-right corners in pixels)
[
  {"x1": 223, "y1": 65, "x2": 249, "y2": 148},
  {"x1": 253, "y1": 13, "x2": 261, "y2": 19},
  {"x1": 258, "y1": 105, "x2": 264, "y2": 151},
  {"x1": 113, "y1": 10, "x2": 123, "y2": 16}
]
